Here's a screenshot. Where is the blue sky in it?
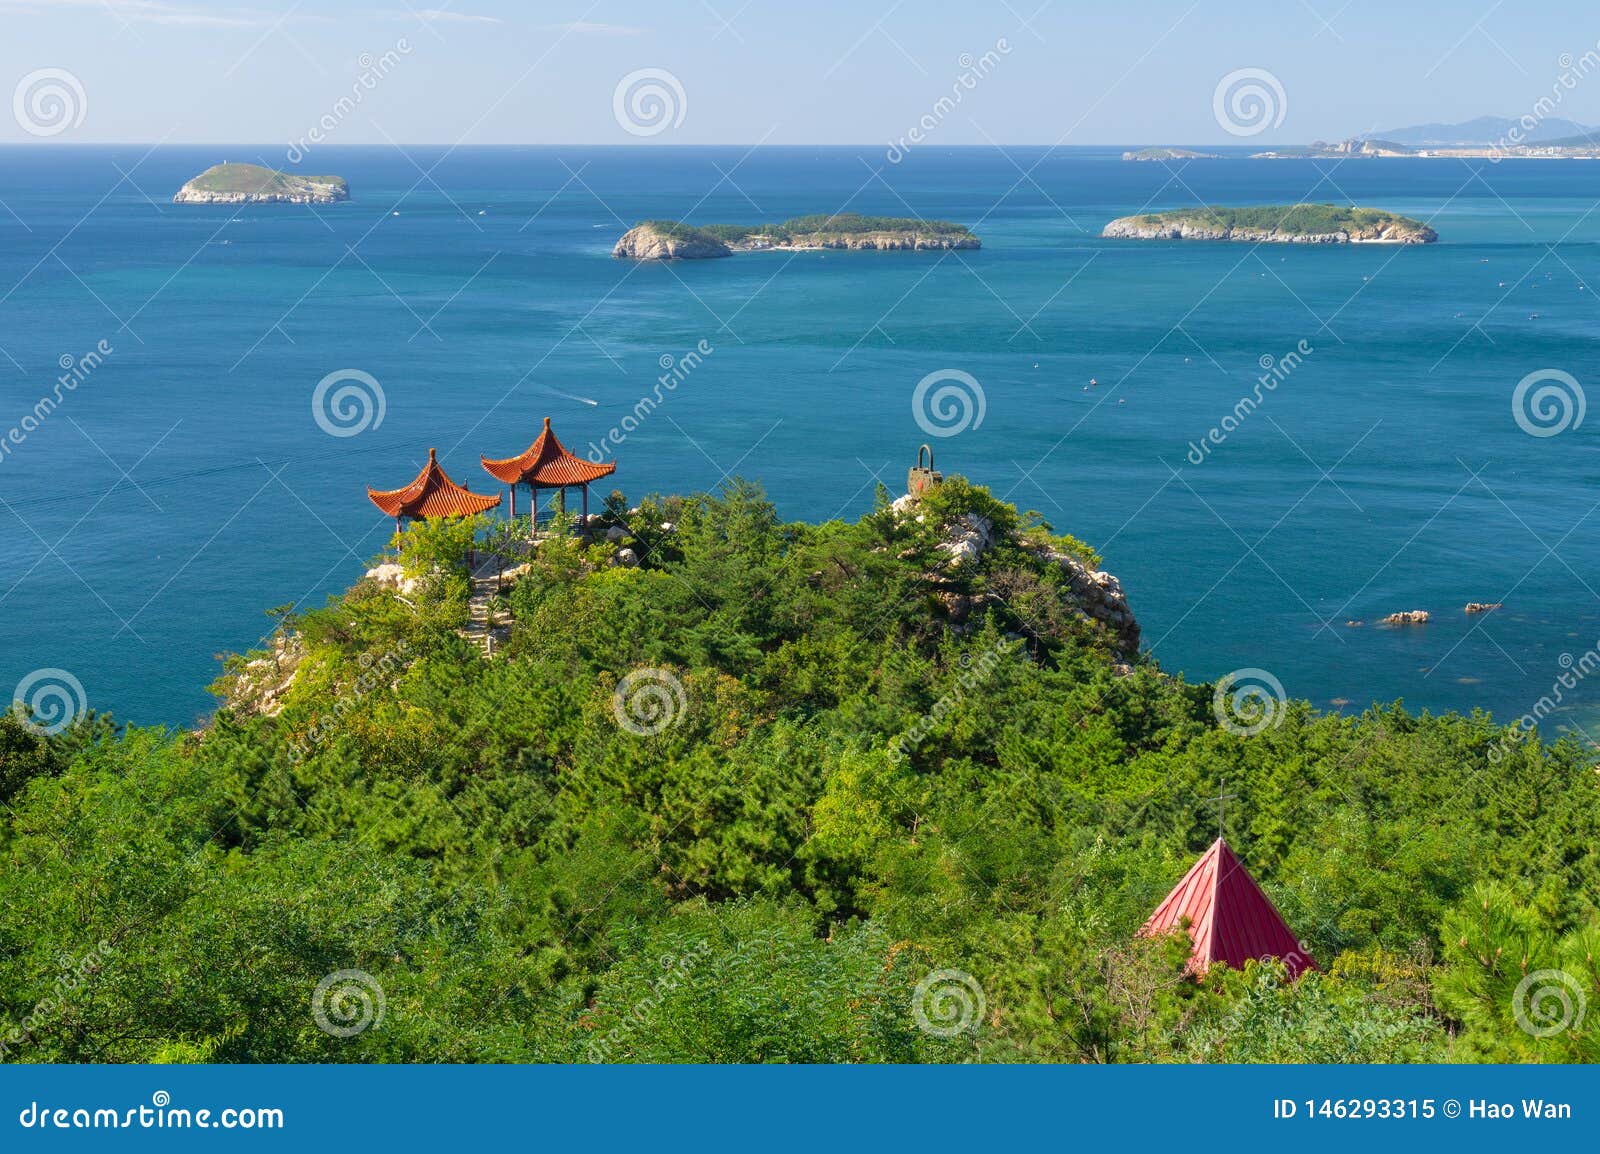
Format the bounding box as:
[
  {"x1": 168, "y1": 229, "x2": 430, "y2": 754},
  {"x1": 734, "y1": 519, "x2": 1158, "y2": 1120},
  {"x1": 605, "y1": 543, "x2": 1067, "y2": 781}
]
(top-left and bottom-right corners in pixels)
[{"x1": 3, "y1": 0, "x2": 1599, "y2": 145}]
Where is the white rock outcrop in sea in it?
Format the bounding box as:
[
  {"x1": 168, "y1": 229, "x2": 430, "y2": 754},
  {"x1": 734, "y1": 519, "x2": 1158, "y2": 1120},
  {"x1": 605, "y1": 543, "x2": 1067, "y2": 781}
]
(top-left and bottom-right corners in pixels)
[
  {"x1": 750, "y1": 231, "x2": 979, "y2": 252},
  {"x1": 1100, "y1": 212, "x2": 1440, "y2": 246},
  {"x1": 613, "y1": 220, "x2": 980, "y2": 261},
  {"x1": 1101, "y1": 215, "x2": 1437, "y2": 244},
  {"x1": 173, "y1": 163, "x2": 350, "y2": 206},
  {"x1": 612, "y1": 225, "x2": 732, "y2": 261},
  {"x1": 1379, "y1": 610, "x2": 1430, "y2": 625}
]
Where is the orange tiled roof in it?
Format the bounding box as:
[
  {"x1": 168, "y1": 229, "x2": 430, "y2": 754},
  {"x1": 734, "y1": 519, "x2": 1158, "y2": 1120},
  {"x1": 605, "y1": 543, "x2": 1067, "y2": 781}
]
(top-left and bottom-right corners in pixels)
[
  {"x1": 368, "y1": 448, "x2": 503, "y2": 520},
  {"x1": 1138, "y1": 838, "x2": 1315, "y2": 979},
  {"x1": 481, "y1": 417, "x2": 618, "y2": 487}
]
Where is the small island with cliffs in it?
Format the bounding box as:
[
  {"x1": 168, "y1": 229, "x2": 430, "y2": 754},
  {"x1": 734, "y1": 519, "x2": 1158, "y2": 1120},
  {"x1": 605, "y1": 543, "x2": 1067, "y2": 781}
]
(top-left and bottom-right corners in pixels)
[
  {"x1": 173, "y1": 162, "x2": 350, "y2": 205},
  {"x1": 614, "y1": 214, "x2": 979, "y2": 260},
  {"x1": 1121, "y1": 147, "x2": 1223, "y2": 161},
  {"x1": 1102, "y1": 203, "x2": 1437, "y2": 244}
]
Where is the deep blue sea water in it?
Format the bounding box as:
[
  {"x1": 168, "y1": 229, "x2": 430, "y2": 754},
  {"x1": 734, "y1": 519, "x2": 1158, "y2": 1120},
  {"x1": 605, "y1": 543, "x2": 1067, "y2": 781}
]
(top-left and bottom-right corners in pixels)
[{"x1": 3, "y1": 144, "x2": 1600, "y2": 737}]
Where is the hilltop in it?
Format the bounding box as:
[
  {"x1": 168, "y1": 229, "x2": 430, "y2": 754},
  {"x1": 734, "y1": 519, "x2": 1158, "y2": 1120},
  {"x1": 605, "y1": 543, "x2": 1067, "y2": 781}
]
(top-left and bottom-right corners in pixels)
[
  {"x1": 1103, "y1": 203, "x2": 1437, "y2": 244},
  {"x1": 173, "y1": 162, "x2": 349, "y2": 205},
  {"x1": 1364, "y1": 115, "x2": 1592, "y2": 145},
  {"x1": 0, "y1": 474, "x2": 1595, "y2": 1063},
  {"x1": 614, "y1": 214, "x2": 979, "y2": 260}
]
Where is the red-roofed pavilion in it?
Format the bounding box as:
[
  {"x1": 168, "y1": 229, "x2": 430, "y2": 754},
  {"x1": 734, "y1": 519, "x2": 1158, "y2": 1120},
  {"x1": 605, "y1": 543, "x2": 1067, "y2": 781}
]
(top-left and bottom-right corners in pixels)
[
  {"x1": 1139, "y1": 838, "x2": 1315, "y2": 979},
  {"x1": 481, "y1": 417, "x2": 617, "y2": 530},
  {"x1": 368, "y1": 447, "x2": 502, "y2": 534}
]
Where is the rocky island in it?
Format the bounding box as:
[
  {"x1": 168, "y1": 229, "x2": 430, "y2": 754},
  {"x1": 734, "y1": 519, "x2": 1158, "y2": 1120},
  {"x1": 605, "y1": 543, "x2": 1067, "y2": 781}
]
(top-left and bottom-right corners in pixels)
[
  {"x1": 1102, "y1": 203, "x2": 1436, "y2": 244},
  {"x1": 614, "y1": 214, "x2": 979, "y2": 260},
  {"x1": 1122, "y1": 147, "x2": 1222, "y2": 161},
  {"x1": 173, "y1": 162, "x2": 349, "y2": 205}
]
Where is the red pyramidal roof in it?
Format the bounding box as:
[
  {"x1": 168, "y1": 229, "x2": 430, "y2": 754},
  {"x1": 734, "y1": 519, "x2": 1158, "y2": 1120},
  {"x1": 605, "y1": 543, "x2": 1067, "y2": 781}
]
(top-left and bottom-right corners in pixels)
[
  {"x1": 368, "y1": 448, "x2": 502, "y2": 520},
  {"x1": 1139, "y1": 838, "x2": 1315, "y2": 978},
  {"x1": 481, "y1": 417, "x2": 617, "y2": 487}
]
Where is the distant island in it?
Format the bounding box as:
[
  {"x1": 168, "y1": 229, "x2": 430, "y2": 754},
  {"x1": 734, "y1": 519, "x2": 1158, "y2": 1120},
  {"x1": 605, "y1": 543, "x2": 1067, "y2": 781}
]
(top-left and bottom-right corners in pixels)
[
  {"x1": 1122, "y1": 147, "x2": 1222, "y2": 161},
  {"x1": 1102, "y1": 204, "x2": 1437, "y2": 244},
  {"x1": 614, "y1": 214, "x2": 980, "y2": 260},
  {"x1": 173, "y1": 162, "x2": 349, "y2": 205}
]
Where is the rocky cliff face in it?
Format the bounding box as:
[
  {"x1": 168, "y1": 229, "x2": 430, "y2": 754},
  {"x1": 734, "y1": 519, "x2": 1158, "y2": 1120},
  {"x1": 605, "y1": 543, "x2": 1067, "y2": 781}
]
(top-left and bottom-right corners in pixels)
[
  {"x1": 1045, "y1": 548, "x2": 1141, "y2": 657},
  {"x1": 172, "y1": 186, "x2": 345, "y2": 205},
  {"x1": 1101, "y1": 216, "x2": 1436, "y2": 244},
  {"x1": 613, "y1": 224, "x2": 733, "y2": 261},
  {"x1": 737, "y1": 231, "x2": 980, "y2": 252},
  {"x1": 614, "y1": 223, "x2": 980, "y2": 260},
  {"x1": 895, "y1": 497, "x2": 1142, "y2": 660}
]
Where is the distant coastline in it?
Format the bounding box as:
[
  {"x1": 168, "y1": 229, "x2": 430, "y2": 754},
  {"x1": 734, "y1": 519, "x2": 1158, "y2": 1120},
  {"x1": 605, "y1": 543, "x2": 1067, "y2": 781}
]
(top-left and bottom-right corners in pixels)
[{"x1": 1121, "y1": 114, "x2": 1600, "y2": 161}]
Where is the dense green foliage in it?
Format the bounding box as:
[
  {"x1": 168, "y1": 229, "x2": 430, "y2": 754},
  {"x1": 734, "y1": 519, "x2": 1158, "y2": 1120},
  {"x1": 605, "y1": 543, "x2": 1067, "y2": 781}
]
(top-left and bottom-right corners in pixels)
[
  {"x1": 182, "y1": 163, "x2": 346, "y2": 197},
  {"x1": 1127, "y1": 203, "x2": 1428, "y2": 235},
  {"x1": 644, "y1": 214, "x2": 975, "y2": 246},
  {"x1": 2, "y1": 477, "x2": 1596, "y2": 1063}
]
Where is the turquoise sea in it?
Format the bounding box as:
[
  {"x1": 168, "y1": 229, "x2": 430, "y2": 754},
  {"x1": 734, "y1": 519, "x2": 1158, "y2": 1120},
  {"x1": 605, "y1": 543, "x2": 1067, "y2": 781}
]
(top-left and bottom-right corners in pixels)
[{"x1": 3, "y1": 144, "x2": 1600, "y2": 735}]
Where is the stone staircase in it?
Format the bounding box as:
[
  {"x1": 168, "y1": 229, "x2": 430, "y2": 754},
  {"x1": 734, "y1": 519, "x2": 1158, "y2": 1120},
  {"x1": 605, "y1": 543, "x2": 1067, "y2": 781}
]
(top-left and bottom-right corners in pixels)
[{"x1": 462, "y1": 552, "x2": 513, "y2": 657}]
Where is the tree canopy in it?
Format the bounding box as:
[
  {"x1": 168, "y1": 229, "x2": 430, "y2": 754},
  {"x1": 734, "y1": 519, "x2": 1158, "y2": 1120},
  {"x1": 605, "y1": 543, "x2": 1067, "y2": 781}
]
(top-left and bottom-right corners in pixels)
[{"x1": 2, "y1": 477, "x2": 1595, "y2": 1063}]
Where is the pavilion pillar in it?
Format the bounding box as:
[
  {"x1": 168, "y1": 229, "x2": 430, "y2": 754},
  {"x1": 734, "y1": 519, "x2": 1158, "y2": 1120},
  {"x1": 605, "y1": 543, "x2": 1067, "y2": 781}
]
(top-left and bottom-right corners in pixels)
[
  {"x1": 582, "y1": 485, "x2": 589, "y2": 520},
  {"x1": 530, "y1": 486, "x2": 538, "y2": 533},
  {"x1": 509, "y1": 486, "x2": 516, "y2": 519}
]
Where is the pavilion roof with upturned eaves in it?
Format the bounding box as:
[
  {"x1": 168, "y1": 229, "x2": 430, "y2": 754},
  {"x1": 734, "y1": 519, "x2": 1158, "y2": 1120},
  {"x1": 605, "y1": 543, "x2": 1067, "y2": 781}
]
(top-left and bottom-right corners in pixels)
[
  {"x1": 368, "y1": 448, "x2": 502, "y2": 520},
  {"x1": 481, "y1": 417, "x2": 618, "y2": 488}
]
